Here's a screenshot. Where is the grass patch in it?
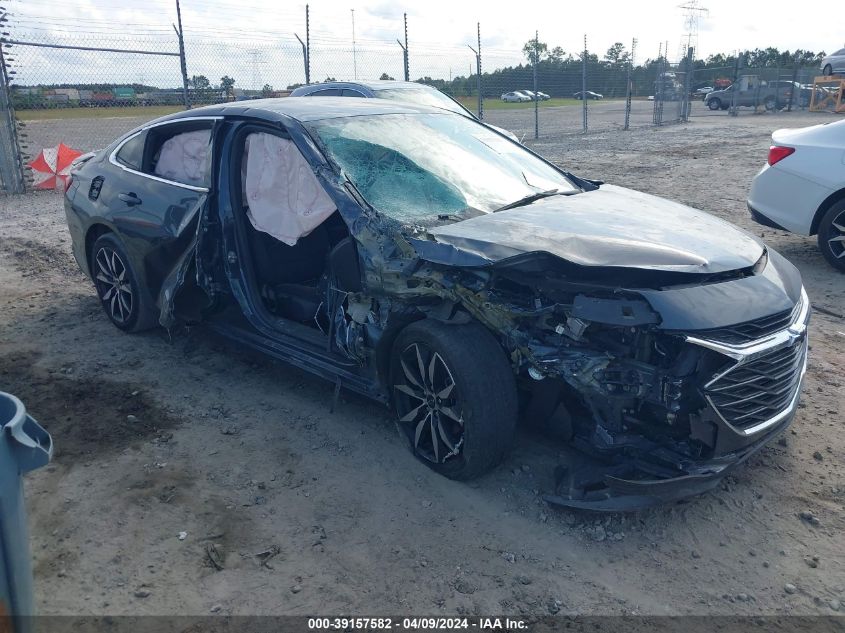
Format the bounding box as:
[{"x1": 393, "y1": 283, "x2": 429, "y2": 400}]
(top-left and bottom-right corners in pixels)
[{"x1": 16, "y1": 105, "x2": 183, "y2": 121}]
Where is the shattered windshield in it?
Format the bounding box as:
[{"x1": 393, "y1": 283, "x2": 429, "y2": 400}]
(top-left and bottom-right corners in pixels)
[{"x1": 308, "y1": 113, "x2": 577, "y2": 226}]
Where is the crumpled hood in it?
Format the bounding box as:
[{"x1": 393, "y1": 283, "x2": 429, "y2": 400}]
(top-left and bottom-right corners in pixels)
[{"x1": 421, "y1": 184, "x2": 764, "y2": 273}]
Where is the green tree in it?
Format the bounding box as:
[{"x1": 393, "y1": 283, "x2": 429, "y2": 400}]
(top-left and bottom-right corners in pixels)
[
  {"x1": 379, "y1": 72, "x2": 395, "y2": 80},
  {"x1": 548, "y1": 46, "x2": 567, "y2": 64},
  {"x1": 604, "y1": 42, "x2": 630, "y2": 66},
  {"x1": 261, "y1": 83, "x2": 274, "y2": 96},
  {"x1": 220, "y1": 75, "x2": 236, "y2": 98},
  {"x1": 189, "y1": 75, "x2": 210, "y2": 89},
  {"x1": 522, "y1": 37, "x2": 548, "y2": 65}
]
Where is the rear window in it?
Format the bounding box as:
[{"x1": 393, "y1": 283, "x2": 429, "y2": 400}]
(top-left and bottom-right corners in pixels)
[
  {"x1": 145, "y1": 122, "x2": 214, "y2": 187},
  {"x1": 115, "y1": 133, "x2": 144, "y2": 170},
  {"x1": 308, "y1": 88, "x2": 342, "y2": 96}
]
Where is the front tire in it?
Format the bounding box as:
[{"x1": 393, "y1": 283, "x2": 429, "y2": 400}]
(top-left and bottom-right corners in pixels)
[
  {"x1": 91, "y1": 233, "x2": 158, "y2": 332},
  {"x1": 764, "y1": 96, "x2": 776, "y2": 111},
  {"x1": 823, "y1": 64, "x2": 833, "y2": 77},
  {"x1": 817, "y1": 200, "x2": 845, "y2": 272},
  {"x1": 707, "y1": 97, "x2": 722, "y2": 110},
  {"x1": 390, "y1": 320, "x2": 518, "y2": 480}
]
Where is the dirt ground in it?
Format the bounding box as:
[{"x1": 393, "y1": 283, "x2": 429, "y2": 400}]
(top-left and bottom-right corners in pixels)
[{"x1": 1, "y1": 108, "x2": 844, "y2": 617}]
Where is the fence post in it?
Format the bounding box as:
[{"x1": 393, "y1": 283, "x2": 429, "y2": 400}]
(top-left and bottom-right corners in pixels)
[
  {"x1": 533, "y1": 31, "x2": 539, "y2": 140},
  {"x1": 403, "y1": 13, "x2": 409, "y2": 82},
  {"x1": 624, "y1": 37, "x2": 636, "y2": 130},
  {"x1": 174, "y1": 0, "x2": 190, "y2": 109},
  {"x1": 306, "y1": 4, "x2": 311, "y2": 83},
  {"x1": 296, "y1": 34, "x2": 309, "y2": 84},
  {"x1": 683, "y1": 46, "x2": 694, "y2": 121},
  {"x1": 652, "y1": 43, "x2": 663, "y2": 126},
  {"x1": 0, "y1": 39, "x2": 25, "y2": 193},
  {"x1": 477, "y1": 23, "x2": 483, "y2": 120},
  {"x1": 788, "y1": 59, "x2": 798, "y2": 111},
  {"x1": 581, "y1": 34, "x2": 587, "y2": 132},
  {"x1": 729, "y1": 53, "x2": 740, "y2": 116}
]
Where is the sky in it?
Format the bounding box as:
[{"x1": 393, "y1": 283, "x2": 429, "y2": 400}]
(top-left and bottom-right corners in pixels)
[{"x1": 4, "y1": 0, "x2": 843, "y2": 90}]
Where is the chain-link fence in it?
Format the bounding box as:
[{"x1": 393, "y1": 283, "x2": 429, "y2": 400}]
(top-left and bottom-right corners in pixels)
[{"x1": 1, "y1": 1, "x2": 837, "y2": 193}]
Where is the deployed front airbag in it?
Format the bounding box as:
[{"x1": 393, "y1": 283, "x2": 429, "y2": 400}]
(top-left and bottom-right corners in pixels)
[{"x1": 244, "y1": 133, "x2": 336, "y2": 246}]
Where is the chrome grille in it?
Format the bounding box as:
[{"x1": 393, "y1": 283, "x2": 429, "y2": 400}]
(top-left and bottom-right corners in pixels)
[
  {"x1": 705, "y1": 338, "x2": 807, "y2": 432},
  {"x1": 695, "y1": 304, "x2": 798, "y2": 345}
]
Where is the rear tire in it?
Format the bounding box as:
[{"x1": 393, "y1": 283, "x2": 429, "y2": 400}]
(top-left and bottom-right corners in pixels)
[
  {"x1": 823, "y1": 64, "x2": 833, "y2": 77},
  {"x1": 817, "y1": 200, "x2": 845, "y2": 272},
  {"x1": 91, "y1": 233, "x2": 158, "y2": 332},
  {"x1": 390, "y1": 319, "x2": 518, "y2": 480}
]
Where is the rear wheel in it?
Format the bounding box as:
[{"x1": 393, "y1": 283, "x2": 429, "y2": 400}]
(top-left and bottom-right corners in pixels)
[
  {"x1": 823, "y1": 64, "x2": 833, "y2": 77},
  {"x1": 817, "y1": 200, "x2": 845, "y2": 272},
  {"x1": 390, "y1": 320, "x2": 517, "y2": 480},
  {"x1": 91, "y1": 233, "x2": 158, "y2": 332},
  {"x1": 707, "y1": 97, "x2": 722, "y2": 110}
]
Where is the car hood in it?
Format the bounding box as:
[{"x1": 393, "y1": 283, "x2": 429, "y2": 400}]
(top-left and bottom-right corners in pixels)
[{"x1": 417, "y1": 184, "x2": 764, "y2": 273}]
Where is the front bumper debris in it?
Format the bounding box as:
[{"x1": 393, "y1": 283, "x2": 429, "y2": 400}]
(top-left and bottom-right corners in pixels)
[{"x1": 543, "y1": 413, "x2": 792, "y2": 512}]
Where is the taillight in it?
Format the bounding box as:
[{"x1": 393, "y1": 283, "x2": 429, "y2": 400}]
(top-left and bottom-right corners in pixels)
[{"x1": 768, "y1": 145, "x2": 794, "y2": 166}]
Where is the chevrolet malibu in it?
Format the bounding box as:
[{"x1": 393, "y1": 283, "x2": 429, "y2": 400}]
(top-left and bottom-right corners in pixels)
[{"x1": 64, "y1": 98, "x2": 810, "y2": 509}]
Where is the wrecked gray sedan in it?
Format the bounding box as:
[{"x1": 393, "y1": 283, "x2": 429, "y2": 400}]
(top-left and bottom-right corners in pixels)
[{"x1": 64, "y1": 98, "x2": 810, "y2": 509}]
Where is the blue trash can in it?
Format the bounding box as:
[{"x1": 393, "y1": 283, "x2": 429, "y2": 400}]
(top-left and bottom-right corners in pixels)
[{"x1": 0, "y1": 392, "x2": 53, "y2": 633}]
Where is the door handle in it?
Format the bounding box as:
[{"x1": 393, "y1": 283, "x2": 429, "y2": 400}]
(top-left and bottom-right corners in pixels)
[{"x1": 118, "y1": 192, "x2": 141, "y2": 206}]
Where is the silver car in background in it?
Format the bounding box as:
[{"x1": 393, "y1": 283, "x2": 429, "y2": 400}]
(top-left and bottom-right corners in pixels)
[
  {"x1": 821, "y1": 48, "x2": 845, "y2": 76},
  {"x1": 290, "y1": 80, "x2": 519, "y2": 142}
]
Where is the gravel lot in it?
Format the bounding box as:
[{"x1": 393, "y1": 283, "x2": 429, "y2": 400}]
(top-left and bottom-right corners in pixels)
[{"x1": 1, "y1": 108, "x2": 844, "y2": 617}]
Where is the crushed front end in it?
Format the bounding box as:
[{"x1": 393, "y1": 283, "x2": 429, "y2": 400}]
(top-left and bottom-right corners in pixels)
[{"x1": 442, "y1": 250, "x2": 811, "y2": 511}]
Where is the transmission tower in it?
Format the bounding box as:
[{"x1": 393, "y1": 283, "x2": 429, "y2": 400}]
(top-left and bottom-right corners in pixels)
[{"x1": 678, "y1": 0, "x2": 708, "y2": 60}]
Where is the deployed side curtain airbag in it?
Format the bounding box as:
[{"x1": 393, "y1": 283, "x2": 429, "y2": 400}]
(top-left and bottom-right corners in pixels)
[
  {"x1": 244, "y1": 133, "x2": 336, "y2": 246},
  {"x1": 153, "y1": 129, "x2": 211, "y2": 187}
]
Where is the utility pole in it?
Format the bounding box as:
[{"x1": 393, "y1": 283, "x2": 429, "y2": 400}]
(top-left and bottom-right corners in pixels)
[{"x1": 351, "y1": 8, "x2": 357, "y2": 80}]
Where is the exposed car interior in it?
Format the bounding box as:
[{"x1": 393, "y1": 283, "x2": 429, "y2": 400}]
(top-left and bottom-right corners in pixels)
[
  {"x1": 237, "y1": 130, "x2": 360, "y2": 333},
  {"x1": 144, "y1": 121, "x2": 213, "y2": 187}
]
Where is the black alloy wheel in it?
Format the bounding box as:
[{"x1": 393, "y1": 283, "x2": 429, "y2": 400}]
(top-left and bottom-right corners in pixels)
[
  {"x1": 91, "y1": 233, "x2": 157, "y2": 332},
  {"x1": 394, "y1": 340, "x2": 465, "y2": 465},
  {"x1": 818, "y1": 200, "x2": 845, "y2": 272}
]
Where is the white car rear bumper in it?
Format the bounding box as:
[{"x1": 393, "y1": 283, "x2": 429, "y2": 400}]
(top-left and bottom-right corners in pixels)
[{"x1": 747, "y1": 164, "x2": 831, "y2": 235}]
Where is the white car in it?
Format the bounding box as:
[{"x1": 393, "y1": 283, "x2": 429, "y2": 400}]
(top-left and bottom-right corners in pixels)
[
  {"x1": 748, "y1": 119, "x2": 845, "y2": 271},
  {"x1": 821, "y1": 48, "x2": 845, "y2": 76},
  {"x1": 501, "y1": 91, "x2": 530, "y2": 103}
]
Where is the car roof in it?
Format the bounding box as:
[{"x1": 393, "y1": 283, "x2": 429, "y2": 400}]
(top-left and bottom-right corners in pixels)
[
  {"x1": 291, "y1": 80, "x2": 440, "y2": 95},
  {"x1": 151, "y1": 96, "x2": 446, "y2": 125}
]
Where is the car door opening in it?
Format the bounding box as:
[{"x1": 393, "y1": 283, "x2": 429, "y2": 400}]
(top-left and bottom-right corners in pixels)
[{"x1": 239, "y1": 131, "x2": 352, "y2": 330}]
